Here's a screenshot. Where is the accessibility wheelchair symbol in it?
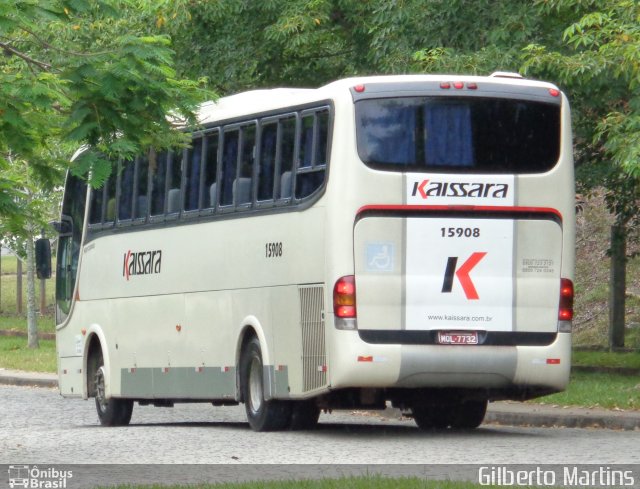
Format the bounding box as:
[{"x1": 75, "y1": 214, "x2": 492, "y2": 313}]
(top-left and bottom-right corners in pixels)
[{"x1": 366, "y1": 243, "x2": 395, "y2": 272}]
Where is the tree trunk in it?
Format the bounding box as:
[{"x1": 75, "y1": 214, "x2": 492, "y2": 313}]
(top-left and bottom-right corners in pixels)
[
  {"x1": 26, "y1": 236, "x2": 39, "y2": 349},
  {"x1": 609, "y1": 224, "x2": 626, "y2": 350}
]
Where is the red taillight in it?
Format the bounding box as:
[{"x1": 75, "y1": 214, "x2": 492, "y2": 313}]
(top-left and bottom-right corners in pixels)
[
  {"x1": 558, "y1": 278, "x2": 574, "y2": 321},
  {"x1": 549, "y1": 88, "x2": 560, "y2": 97},
  {"x1": 354, "y1": 84, "x2": 365, "y2": 93},
  {"x1": 453, "y1": 81, "x2": 464, "y2": 89},
  {"x1": 467, "y1": 82, "x2": 478, "y2": 90},
  {"x1": 334, "y1": 275, "x2": 356, "y2": 319},
  {"x1": 440, "y1": 82, "x2": 451, "y2": 89}
]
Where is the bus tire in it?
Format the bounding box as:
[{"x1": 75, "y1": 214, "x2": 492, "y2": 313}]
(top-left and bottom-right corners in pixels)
[
  {"x1": 289, "y1": 401, "x2": 320, "y2": 430},
  {"x1": 240, "y1": 336, "x2": 291, "y2": 431},
  {"x1": 449, "y1": 400, "x2": 487, "y2": 429},
  {"x1": 94, "y1": 355, "x2": 133, "y2": 427},
  {"x1": 411, "y1": 405, "x2": 452, "y2": 430}
]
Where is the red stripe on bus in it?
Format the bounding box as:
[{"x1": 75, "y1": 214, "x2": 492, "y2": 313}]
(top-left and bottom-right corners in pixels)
[{"x1": 356, "y1": 205, "x2": 563, "y2": 221}]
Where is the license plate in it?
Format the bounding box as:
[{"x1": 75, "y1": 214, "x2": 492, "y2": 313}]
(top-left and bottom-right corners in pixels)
[{"x1": 437, "y1": 331, "x2": 479, "y2": 345}]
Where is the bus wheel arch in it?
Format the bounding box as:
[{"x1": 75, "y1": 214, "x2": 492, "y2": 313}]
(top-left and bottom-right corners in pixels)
[
  {"x1": 84, "y1": 332, "x2": 133, "y2": 426},
  {"x1": 234, "y1": 318, "x2": 271, "y2": 398},
  {"x1": 85, "y1": 333, "x2": 104, "y2": 398},
  {"x1": 239, "y1": 335, "x2": 292, "y2": 431}
]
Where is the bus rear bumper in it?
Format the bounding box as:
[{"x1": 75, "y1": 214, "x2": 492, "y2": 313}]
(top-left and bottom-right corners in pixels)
[{"x1": 328, "y1": 331, "x2": 571, "y2": 394}]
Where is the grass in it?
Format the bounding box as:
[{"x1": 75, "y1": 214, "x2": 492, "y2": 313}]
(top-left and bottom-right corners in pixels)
[
  {"x1": 572, "y1": 350, "x2": 640, "y2": 369},
  {"x1": 95, "y1": 479, "x2": 502, "y2": 489},
  {"x1": 0, "y1": 314, "x2": 56, "y2": 333},
  {"x1": 0, "y1": 336, "x2": 56, "y2": 372},
  {"x1": 530, "y1": 371, "x2": 640, "y2": 411}
]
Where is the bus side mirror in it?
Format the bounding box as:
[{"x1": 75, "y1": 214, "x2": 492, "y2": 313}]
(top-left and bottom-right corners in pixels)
[
  {"x1": 35, "y1": 238, "x2": 52, "y2": 279},
  {"x1": 50, "y1": 216, "x2": 73, "y2": 237}
]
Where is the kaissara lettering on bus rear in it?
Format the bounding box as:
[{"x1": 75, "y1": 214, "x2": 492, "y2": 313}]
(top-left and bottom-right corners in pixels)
[{"x1": 411, "y1": 180, "x2": 509, "y2": 199}]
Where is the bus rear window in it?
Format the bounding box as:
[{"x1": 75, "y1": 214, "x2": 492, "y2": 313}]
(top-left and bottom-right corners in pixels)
[{"x1": 355, "y1": 97, "x2": 560, "y2": 174}]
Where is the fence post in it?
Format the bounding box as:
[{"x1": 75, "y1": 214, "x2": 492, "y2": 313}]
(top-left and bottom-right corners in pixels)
[
  {"x1": 16, "y1": 257, "x2": 23, "y2": 315},
  {"x1": 609, "y1": 224, "x2": 626, "y2": 350}
]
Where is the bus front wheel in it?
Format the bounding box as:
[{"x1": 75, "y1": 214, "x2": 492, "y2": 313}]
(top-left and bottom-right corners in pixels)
[
  {"x1": 240, "y1": 336, "x2": 291, "y2": 431},
  {"x1": 94, "y1": 358, "x2": 133, "y2": 426}
]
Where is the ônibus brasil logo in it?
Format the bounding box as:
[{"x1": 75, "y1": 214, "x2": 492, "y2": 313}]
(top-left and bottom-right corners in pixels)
[
  {"x1": 442, "y1": 252, "x2": 487, "y2": 300},
  {"x1": 411, "y1": 179, "x2": 509, "y2": 200},
  {"x1": 123, "y1": 249, "x2": 162, "y2": 281}
]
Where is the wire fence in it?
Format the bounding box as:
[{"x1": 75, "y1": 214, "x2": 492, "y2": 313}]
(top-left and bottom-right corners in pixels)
[{"x1": 0, "y1": 253, "x2": 55, "y2": 316}]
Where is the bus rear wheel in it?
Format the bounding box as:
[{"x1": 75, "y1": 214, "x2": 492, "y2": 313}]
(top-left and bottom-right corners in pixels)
[
  {"x1": 448, "y1": 400, "x2": 487, "y2": 429},
  {"x1": 411, "y1": 404, "x2": 452, "y2": 430},
  {"x1": 94, "y1": 358, "x2": 133, "y2": 427},
  {"x1": 240, "y1": 336, "x2": 292, "y2": 431},
  {"x1": 412, "y1": 400, "x2": 487, "y2": 430}
]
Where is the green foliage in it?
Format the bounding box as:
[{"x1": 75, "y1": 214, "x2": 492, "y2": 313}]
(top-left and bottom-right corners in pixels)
[
  {"x1": 522, "y1": 0, "x2": 640, "y2": 231},
  {"x1": 0, "y1": 0, "x2": 212, "y2": 202},
  {"x1": 169, "y1": 0, "x2": 567, "y2": 91}
]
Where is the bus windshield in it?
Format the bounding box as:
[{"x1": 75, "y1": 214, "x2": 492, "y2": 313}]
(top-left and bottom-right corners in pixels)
[{"x1": 355, "y1": 96, "x2": 560, "y2": 174}]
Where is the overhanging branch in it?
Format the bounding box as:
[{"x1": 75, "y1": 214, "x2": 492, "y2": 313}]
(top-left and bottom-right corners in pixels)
[{"x1": 0, "y1": 40, "x2": 51, "y2": 71}]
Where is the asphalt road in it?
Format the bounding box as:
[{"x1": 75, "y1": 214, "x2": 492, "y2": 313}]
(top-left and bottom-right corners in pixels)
[{"x1": 2, "y1": 384, "x2": 639, "y2": 468}]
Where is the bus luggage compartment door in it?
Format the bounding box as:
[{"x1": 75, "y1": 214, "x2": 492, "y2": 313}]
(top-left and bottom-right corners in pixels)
[{"x1": 354, "y1": 213, "x2": 563, "y2": 335}]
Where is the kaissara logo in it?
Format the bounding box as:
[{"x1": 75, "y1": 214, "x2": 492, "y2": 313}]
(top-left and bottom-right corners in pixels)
[
  {"x1": 441, "y1": 252, "x2": 487, "y2": 300},
  {"x1": 411, "y1": 179, "x2": 509, "y2": 200},
  {"x1": 123, "y1": 249, "x2": 162, "y2": 281}
]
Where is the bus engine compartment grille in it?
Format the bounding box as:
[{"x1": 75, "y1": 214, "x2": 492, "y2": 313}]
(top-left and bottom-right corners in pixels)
[{"x1": 299, "y1": 285, "x2": 326, "y2": 392}]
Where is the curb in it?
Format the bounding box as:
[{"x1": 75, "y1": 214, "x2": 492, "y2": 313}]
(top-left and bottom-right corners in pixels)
[
  {"x1": 484, "y1": 408, "x2": 640, "y2": 431},
  {"x1": 376, "y1": 404, "x2": 640, "y2": 431},
  {"x1": 0, "y1": 370, "x2": 58, "y2": 388}
]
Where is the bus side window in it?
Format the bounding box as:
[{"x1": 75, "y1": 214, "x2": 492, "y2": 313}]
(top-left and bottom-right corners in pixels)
[
  {"x1": 279, "y1": 116, "x2": 296, "y2": 200},
  {"x1": 235, "y1": 123, "x2": 256, "y2": 206},
  {"x1": 167, "y1": 150, "x2": 183, "y2": 215},
  {"x1": 118, "y1": 160, "x2": 135, "y2": 221},
  {"x1": 203, "y1": 130, "x2": 219, "y2": 209},
  {"x1": 105, "y1": 172, "x2": 116, "y2": 223},
  {"x1": 150, "y1": 151, "x2": 168, "y2": 216},
  {"x1": 220, "y1": 129, "x2": 239, "y2": 207},
  {"x1": 184, "y1": 137, "x2": 203, "y2": 212},
  {"x1": 296, "y1": 109, "x2": 328, "y2": 199},
  {"x1": 134, "y1": 156, "x2": 149, "y2": 220},
  {"x1": 258, "y1": 122, "x2": 277, "y2": 202},
  {"x1": 317, "y1": 110, "x2": 329, "y2": 166},
  {"x1": 88, "y1": 182, "x2": 105, "y2": 225}
]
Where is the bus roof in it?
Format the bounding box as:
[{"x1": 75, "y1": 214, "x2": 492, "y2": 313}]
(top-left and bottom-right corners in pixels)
[{"x1": 195, "y1": 74, "x2": 561, "y2": 126}]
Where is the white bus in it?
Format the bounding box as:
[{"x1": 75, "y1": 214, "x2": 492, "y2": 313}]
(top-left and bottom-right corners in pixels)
[{"x1": 43, "y1": 74, "x2": 575, "y2": 431}]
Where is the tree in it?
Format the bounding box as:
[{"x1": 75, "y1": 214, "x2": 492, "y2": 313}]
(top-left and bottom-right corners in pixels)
[
  {"x1": 0, "y1": 151, "x2": 62, "y2": 348},
  {"x1": 0, "y1": 1, "x2": 210, "y2": 195},
  {"x1": 521, "y1": 0, "x2": 640, "y2": 348},
  {"x1": 0, "y1": 0, "x2": 211, "y2": 347}
]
